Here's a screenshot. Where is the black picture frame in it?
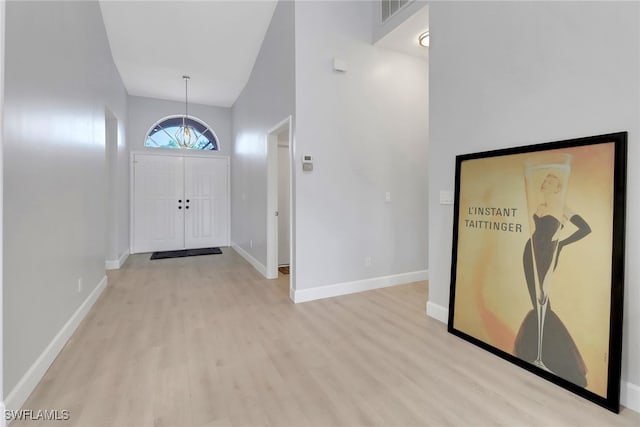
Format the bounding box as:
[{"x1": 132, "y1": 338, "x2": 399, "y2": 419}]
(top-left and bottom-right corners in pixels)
[{"x1": 447, "y1": 132, "x2": 627, "y2": 413}]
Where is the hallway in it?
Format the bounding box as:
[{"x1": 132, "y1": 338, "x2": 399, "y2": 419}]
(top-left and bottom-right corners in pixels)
[{"x1": 13, "y1": 251, "x2": 640, "y2": 426}]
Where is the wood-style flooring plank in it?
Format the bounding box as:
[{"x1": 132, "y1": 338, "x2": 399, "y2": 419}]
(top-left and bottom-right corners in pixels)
[{"x1": 10, "y1": 249, "x2": 640, "y2": 427}]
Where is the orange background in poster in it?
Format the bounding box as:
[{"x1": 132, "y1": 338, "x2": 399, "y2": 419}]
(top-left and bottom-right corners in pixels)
[{"x1": 453, "y1": 142, "x2": 615, "y2": 398}]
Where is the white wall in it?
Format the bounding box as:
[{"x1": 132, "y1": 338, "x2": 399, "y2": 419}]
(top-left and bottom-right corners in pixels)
[
  {"x1": 294, "y1": 0, "x2": 428, "y2": 291},
  {"x1": 428, "y1": 0, "x2": 640, "y2": 410},
  {"x1": 0, "y1": 0, "x2": 6, "y2": 419},
  {"x1": 127, "y1": 95, "x2": 232, "y2": 157},
  {"x1": 3, "y1": 0, "x2": 128, "y2": 402},
  {"x1": 231, "y1": 0, "x2": 295, "y2": 269}
]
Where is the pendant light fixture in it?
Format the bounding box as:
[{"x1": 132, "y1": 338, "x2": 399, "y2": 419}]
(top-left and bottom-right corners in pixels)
[{"x1": 175, "y1": 75, "x2": 196, "y2": 148}]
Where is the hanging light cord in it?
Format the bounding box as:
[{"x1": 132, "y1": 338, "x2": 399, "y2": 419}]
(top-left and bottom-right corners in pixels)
[
  {"x1": 184, "y1": 75, "x2": 190, "y2": 117},
  {"x1": 183, "y1": 75, "x2": 190, "y2": 130}
]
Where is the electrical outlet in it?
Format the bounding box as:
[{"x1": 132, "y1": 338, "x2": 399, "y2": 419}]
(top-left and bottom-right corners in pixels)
[
  {"x1": 365, "y1": 256, "x2": 372, "y2": 267},
  {"x1": 77, "y1": 277, "x2": 83, "y2": 293},
  {"x1": 385, "y1": 192, "x2": 391, "y2": 203}
]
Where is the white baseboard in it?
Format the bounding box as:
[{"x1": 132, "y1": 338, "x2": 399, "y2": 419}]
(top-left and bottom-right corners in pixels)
[
  {"x1": 231, "y1": 242, "x2": 267, "y2": 278},
  {"x1": 426, "y1": 301, "x2": 449, "y2": 324},
  {"x1": 292, "y1": 270, "x2": 428, "y2": 303},
  {"x1": 105, "y1": 249, "x2": 129, "y2": 270},
  {"x1": 1, "y1": 400, "x2": 6, "y2": 427},
  {"x1": 4, "y1": 276, "x2": 108, "y2": 415},
  {"x1": 621, "y1": 380, "x2": 640, "y2": 414}
]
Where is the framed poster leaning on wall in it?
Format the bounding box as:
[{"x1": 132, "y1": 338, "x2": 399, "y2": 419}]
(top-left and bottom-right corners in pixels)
[{"x1": 448, "y1": 132, "x2": 627, "y2": 412}]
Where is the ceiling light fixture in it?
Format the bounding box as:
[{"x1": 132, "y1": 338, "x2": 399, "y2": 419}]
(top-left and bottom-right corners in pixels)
[
  {"x1": 176, "y1": 75, "x2": 196, "y2": 148},
  {"x1": 418, "y1": 31, "x2": 430, "y2": 47}
]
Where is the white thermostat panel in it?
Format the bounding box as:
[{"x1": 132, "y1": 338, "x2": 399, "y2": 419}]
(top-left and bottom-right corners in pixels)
[{"x1": 302, "y1": 155, "x2": 313, "y2": 172}]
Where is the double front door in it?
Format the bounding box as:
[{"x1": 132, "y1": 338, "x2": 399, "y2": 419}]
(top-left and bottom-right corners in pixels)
[{"x1": 132, "y1": 153, "x2": 229, "y2": 253}]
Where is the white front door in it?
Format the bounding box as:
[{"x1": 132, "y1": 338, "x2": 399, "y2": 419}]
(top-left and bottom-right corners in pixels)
[
  {"x1": 184, "y1": 157, "x2": 229, "y2": 249},
  {"x1": 133, "y1": 154, "x2": 184, "y2": 253},
  {"x1": 132, "y1": 153, "x2": 230, "y2": 253}
]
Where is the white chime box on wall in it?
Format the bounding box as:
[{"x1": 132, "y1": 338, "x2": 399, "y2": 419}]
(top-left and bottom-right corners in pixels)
[{"x1": 333, "y1": 58, "x2": 348, "y2": 72}]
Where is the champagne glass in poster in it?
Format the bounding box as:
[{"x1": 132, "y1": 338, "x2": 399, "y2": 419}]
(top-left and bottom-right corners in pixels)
[{"x1": 447, "y1": 132, "x2": 626, "y2": 412}]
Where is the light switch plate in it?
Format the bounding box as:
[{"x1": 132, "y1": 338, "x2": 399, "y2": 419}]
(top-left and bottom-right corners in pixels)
[{"x1": 440, "y1": 190, "x2": 454, "y2": 205}]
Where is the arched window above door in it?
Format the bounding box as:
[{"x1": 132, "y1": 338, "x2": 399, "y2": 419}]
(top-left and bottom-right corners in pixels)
[{"x1": 144, "y1": 115, "x2": 219, "y2": 150}]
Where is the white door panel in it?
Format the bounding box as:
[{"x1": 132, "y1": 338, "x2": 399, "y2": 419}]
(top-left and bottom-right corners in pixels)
[
  {"x1": 184, "y1": 157, "x2": 228, "y2": 249},
  {"x1": 133, "y1": 155, "x2": 184, "y2": 252}
]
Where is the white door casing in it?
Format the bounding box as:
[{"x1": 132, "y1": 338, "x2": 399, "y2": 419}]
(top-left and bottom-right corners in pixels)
[{"x1": 267, "y1": 116, "x2": 293, "y2": 283}]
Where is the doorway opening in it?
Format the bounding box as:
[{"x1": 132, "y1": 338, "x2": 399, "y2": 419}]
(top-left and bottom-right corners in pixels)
[
  {"x1": 105, "y1": 109, "x2": 119, "y2": 269},
  {"x1": 266, "y1": 116, "x2": 294, "y2": 300}
]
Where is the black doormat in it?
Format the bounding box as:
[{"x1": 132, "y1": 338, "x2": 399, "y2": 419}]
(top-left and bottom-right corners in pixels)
[{"x1": 150, "y1": 247, "x2": 222, "y2": 260}]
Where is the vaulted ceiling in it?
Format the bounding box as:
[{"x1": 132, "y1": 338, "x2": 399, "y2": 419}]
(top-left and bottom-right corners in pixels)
[
  {"x1": 99, "y1": 0, "x2": 278, "y2": 108},
  {"x1": 99, "y1": 1, "x2": 427, "y2": 108}
]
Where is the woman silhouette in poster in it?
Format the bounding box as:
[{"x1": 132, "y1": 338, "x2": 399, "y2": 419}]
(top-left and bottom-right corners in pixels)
[{"x1": 514, "y1": 172, "x2": 591, "y2": 387}]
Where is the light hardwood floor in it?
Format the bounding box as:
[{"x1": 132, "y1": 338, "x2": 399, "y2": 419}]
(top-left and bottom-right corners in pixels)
[{"x1": 13, "y1": 249, "x2": 640, "y2": 427}]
